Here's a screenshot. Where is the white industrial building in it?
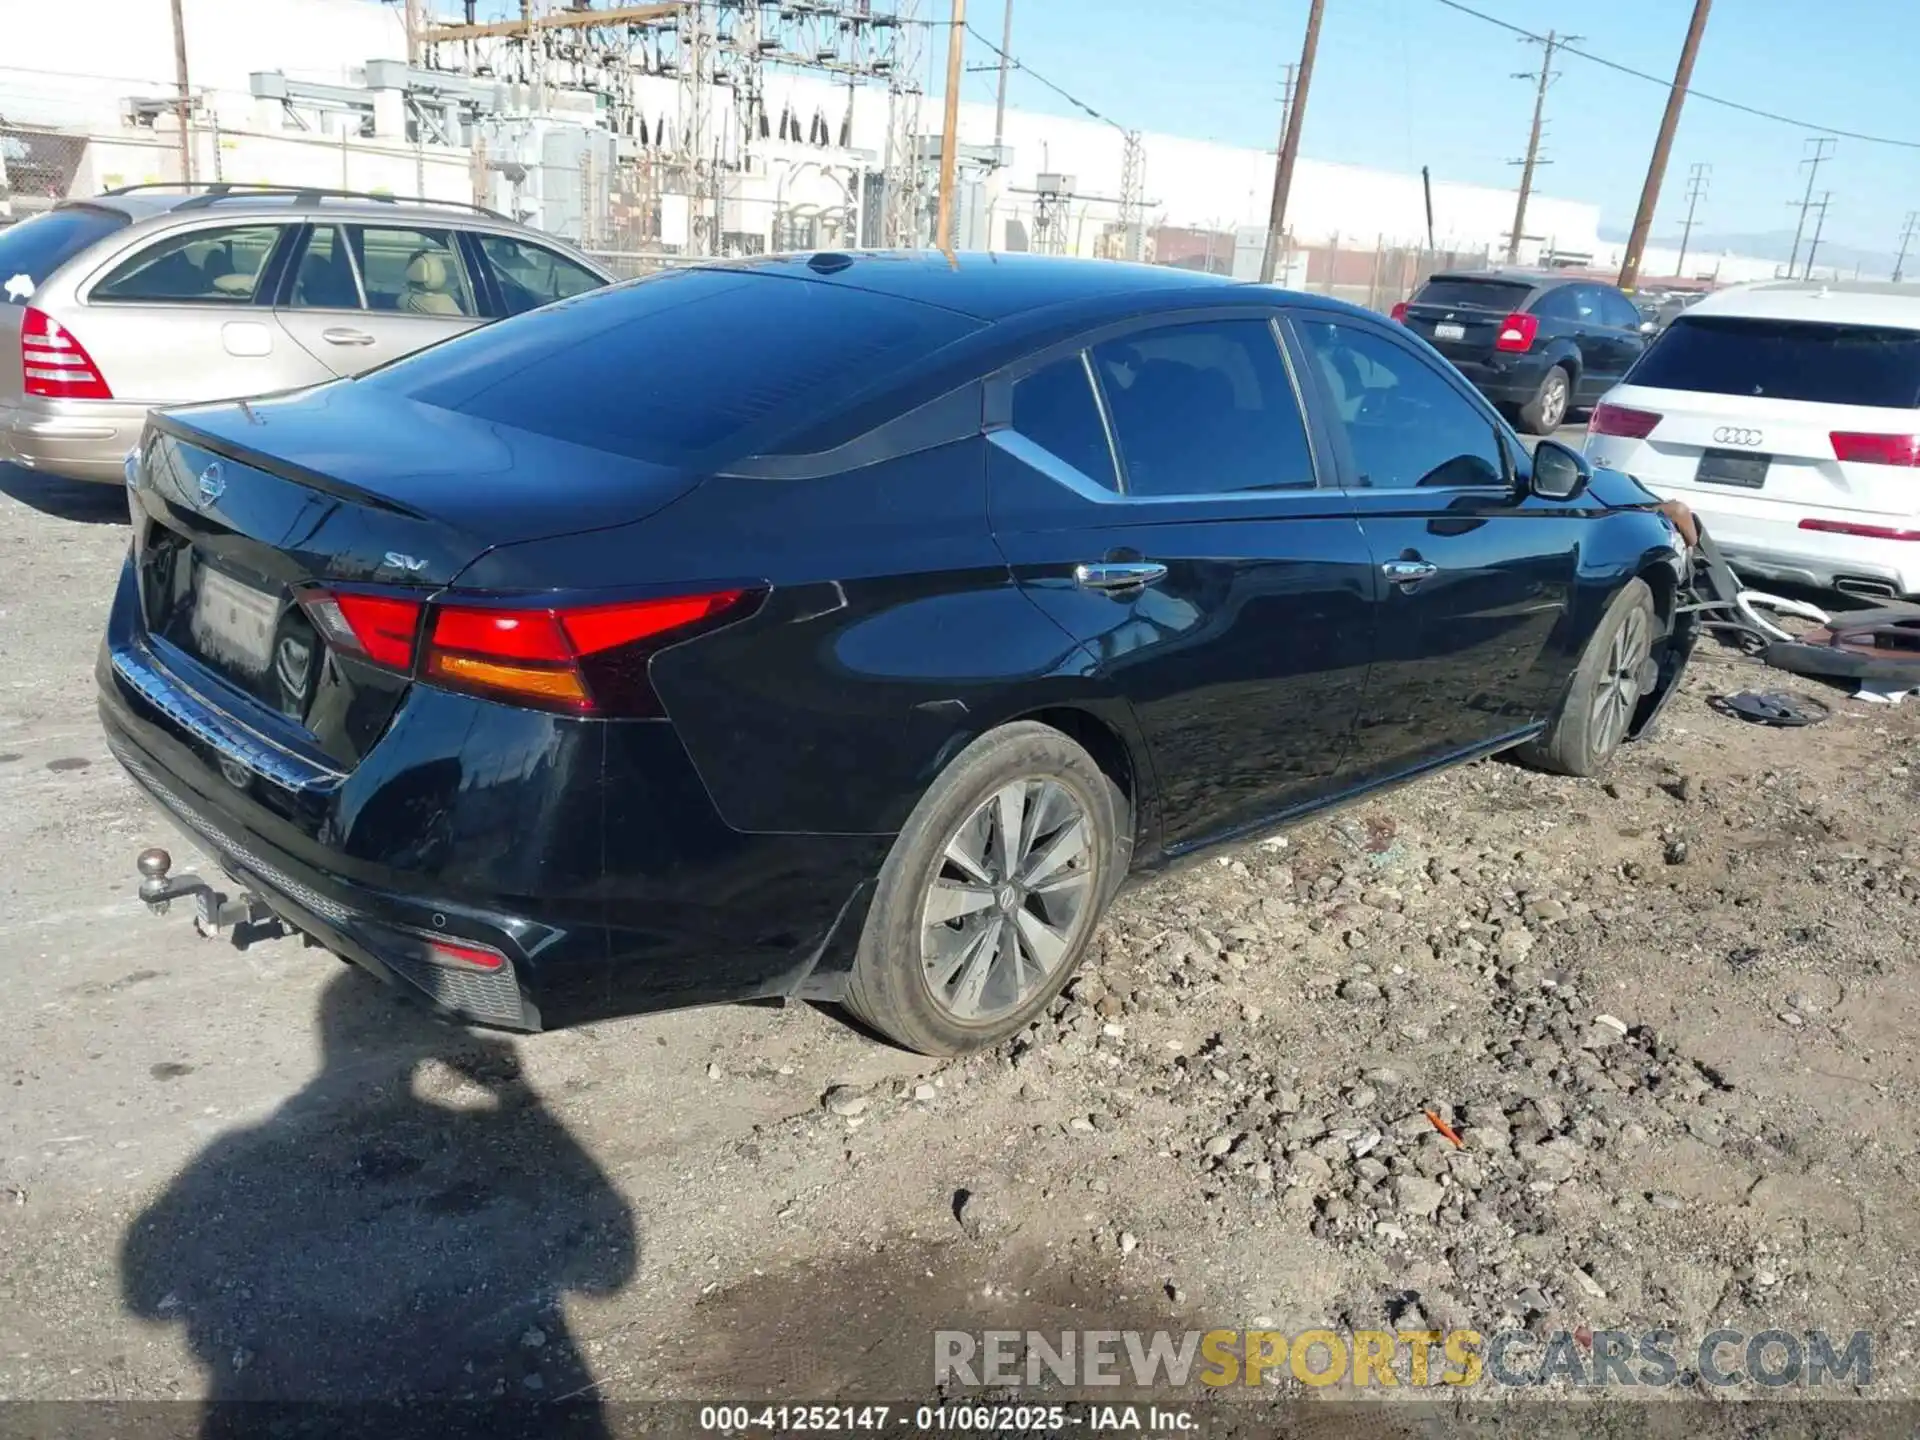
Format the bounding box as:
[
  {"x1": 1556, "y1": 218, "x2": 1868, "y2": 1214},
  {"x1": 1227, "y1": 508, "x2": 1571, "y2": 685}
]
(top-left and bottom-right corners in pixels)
[{"x1": 1, "y1": 0, "x2": 1778, "y2": 283}]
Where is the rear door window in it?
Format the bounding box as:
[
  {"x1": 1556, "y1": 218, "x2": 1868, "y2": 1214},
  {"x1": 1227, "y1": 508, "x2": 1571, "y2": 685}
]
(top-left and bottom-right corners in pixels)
[
  {"x1": 93, "y1": 223, "x2": 284, "y2": 304},
  {"x1": 0, "y1": 206, "x2": 129, "y2": 304},
  {"x1": 1414, "y1": 278, "x2": 1533, "y2": 312},
  {"x1": 287, "y1": 226, "x2": 364, "y2": 310},
  {"x1": 349, "y1": 226, "x2": 477, "y2": 317},
  {"x1": 1596, "y1": 288, "x2": 1645, "y2": 331},
  {"x1": 368, "y1": 267, "x2": 981, "y2": 466},
  {"x1": 474, "y1": 233, "x2": 605, "y2": 316},
  {"x1": 1090, "y1": 318, "x2": 1316, "y2": 496},
  {"x1": 1628, "y1": 316, "x2": 1920, "y2": 407},
  {"x1": 1012, "y1": 354, "x2": 1118, "y2": 491}
]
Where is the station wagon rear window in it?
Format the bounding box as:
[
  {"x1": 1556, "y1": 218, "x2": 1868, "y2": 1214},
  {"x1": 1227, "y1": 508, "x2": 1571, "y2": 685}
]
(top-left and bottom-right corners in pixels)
[
  {"x1": 0, "y1": 206, "x2": 129, "y2": 304},
  {"x1": 1628, "y1": 315, "x2": 1920, "y2": 408},
  {"x1": 1412, "y1": 278, "x2": 1533, "y2": 312},
  {"x1": 366, "y1": 267, "x2": 981, "y2": 465}
]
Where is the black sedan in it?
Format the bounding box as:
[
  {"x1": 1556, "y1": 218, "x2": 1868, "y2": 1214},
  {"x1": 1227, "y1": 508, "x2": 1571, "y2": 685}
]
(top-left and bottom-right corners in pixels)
[
  {"x1": 101, "y1": 252, "x2": 1696, "y2": 1055},
  {"x1": 1393, "y1": 269, "x2": 1655, "y2": 435}
]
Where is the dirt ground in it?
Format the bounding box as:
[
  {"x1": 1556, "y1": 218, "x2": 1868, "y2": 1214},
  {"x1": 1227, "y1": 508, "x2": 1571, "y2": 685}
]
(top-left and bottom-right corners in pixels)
[{"x1": 3, "y1": 455, "x2": 1918, "y2": 1432}]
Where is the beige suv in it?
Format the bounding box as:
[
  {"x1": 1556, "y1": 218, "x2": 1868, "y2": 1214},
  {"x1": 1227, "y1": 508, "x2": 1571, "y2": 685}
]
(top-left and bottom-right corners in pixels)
[{"x1": 0, "y1": 184, "x2": 611, "y2": 484}]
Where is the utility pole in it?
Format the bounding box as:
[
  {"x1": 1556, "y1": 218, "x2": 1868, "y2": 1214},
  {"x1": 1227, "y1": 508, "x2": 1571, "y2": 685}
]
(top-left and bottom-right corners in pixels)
[
  {"x1": 1803, "y1": 191, "x2": 1832, "y2": 279},
  {"x1": 1259, "y1": 0, "x2": 1324, "y2": 284},
  {"x1": 1507, "y1": 29, "x2": 1573, "y2": 265},
  {"x1": 1895, "y1": 211, "x2": 1919, "y2": 283},
  {"x1": 1787, "y1": 136, "x2": 1836, "y2": 279},
  {"x1": 1674, "y1": 161, "x2": 1709, "y2": 279},
  {"x1": 1255, "y1": 64, "x2": 1296, "y2": 277},
  {"x1": 405, "y1": 0, "x2": 425, "y2": 65},
  {"x1": 1617, "y1": 0, "x2": 1710, "y2": 289},
  {"x1": 935, "y1": 0, "x2": 967, "y2": 251},
  {"x1": 991, "y1": 0, "x2": 1013, "y2": 159},
  {"x1": 169, "y1": 0, "x2": 194, "y2": 184}
]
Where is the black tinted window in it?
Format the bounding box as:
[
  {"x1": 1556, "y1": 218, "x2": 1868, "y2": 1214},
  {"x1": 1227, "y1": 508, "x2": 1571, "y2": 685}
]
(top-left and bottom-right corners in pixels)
[
  {"x1": 1414, "y1": 278, "x2": 1532, "y2": 312},
  {"x1": 1596, "y1": 288, "x2": 1644, "y2": 330},
  {"x1": 1012, "y1": 354, "x2": 1116, "y2": 490},
  {"x1": 369, "y1": 268, "x2": 980, "y2": 465},
  {"x1": 0, "y1": 207, "x2": 129, "y2": 304},
  {"x1": 1090, "y1": 319, "x2": 1313, "y2": 496},
  {"x1": 1297, "y1": 319, "x2": 1508, "y2": 490},
  {"x1": 476, "y1": 233, "x2": 604, "y2": 316},
  {"x1": 1628, "y1": 316, "x2": 1920, "y2": 407},
  {"x1": 94, "y1": 224, "x2": 283, "y2": 304},
  {"x1": 1530, "y1": 286, "x2": 1585, "y2": 322}
]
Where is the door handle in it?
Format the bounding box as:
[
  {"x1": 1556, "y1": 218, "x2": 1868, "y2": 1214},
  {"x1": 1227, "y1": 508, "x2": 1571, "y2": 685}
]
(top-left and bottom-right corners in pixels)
[
  {"x1": 320, "y1": 327, "x2": 377, "y2": 346},
  {"x1": 1381, "y1": 558, "x2": 1437, "y2": 585},
  {"x1": 1074, "y1": 561, "x2": 1168, "y2": 593}
]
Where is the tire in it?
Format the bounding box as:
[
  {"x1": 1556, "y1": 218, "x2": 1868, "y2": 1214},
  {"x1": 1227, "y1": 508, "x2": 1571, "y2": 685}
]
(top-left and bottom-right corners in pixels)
[
  {"x1": 1519, "y1": 578, "x2": 1658, "y2": 777},
  {"x1": 845, "y1": 721, "x2": 1126, "y2": 1056},
  {"x1": 1517, "y1": 365, "x2": 1572, "y2": 435}
]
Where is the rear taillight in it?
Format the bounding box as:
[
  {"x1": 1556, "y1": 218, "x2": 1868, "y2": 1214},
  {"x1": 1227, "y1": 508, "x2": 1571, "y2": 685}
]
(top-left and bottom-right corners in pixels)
[
  {"x1": 1799, "y1": 518, "x2": 1920, "y2": 542},
  {"x1": 302, "y1": 585, "x2": 761, "y2": 716},
  {"x1": 1589, "y1": 403, "x2": 1662, "y2": 440},
  {"x1": 1494, "y1": 312, "x2": 1539, "y2": 353},
  {"x1": 1389, "y1": 301, "x2": 1408, "y2": 324},
  {"x1": 21, "y1": 307, "x2": 112, "y2": 399},
  {"x1": 1830, "y1": 431, "x2": 1920, "y2": 467}
]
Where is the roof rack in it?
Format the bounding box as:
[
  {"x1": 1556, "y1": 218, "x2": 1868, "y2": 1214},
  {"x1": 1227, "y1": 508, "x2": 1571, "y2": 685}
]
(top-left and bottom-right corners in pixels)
[{"x1": 96, "y1": 182, "x2": 507, "y2": 221}]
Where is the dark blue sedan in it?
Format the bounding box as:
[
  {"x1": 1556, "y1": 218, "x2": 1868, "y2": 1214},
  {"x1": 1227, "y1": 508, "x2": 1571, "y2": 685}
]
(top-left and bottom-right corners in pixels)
[{"x1": 100, "y1": 251, "x2": 1696, "y2": 1055}]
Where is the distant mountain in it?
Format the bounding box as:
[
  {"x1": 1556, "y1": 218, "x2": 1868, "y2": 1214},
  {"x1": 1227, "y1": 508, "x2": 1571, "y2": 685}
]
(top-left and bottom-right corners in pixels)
[{"x1": 1596, "y1": 222, "x2": 1899, "y2": 278}]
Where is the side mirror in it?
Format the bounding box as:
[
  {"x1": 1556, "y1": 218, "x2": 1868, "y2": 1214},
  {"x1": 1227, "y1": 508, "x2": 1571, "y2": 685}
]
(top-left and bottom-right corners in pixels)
[
  {"x1": 1639, "y1": 320, "x2": 1658, "y2": 334},
  {"x1": 1529, "y1": 439, "x2": 1590, "y2": 501}
]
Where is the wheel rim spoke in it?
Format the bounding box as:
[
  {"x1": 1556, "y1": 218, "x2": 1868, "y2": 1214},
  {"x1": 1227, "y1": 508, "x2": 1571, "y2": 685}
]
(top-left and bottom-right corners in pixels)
[
  {"x1": 1020, "y1": 814, "x2": 1087, "y2": 887},
  {"x1": 1014, "y1": 906, "x2": 1069, "y2": 974},
  {"x1": 991, "y1": 782, "x2": 1029, "y2": 880},
  {"x1": 924, "y1": 879, "x2": 995, "y2": 925}
]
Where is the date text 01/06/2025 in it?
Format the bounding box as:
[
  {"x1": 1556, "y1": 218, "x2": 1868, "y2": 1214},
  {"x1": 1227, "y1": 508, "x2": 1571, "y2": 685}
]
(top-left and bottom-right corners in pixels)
[{"x1": 697, "y1": 1403, "x2": 1199, "y2": 1432}]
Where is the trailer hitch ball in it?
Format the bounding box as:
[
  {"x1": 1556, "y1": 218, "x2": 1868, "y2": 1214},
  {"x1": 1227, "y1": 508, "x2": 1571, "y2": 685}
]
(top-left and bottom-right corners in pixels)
[{"x1": 137, "y1": 848, "x2": 175, "y2": 909}]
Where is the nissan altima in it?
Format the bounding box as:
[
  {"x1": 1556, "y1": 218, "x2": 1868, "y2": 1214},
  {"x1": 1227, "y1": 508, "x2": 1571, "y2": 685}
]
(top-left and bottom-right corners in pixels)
[{"x1": 101, "y1": 252, "x2": 1696, "y2": 1055}]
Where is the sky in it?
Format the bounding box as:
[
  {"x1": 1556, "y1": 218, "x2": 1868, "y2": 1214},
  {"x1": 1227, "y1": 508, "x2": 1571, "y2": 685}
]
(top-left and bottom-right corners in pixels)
[{"x1": 465, "y1": 0, "x2": 1920, "y2": 259}]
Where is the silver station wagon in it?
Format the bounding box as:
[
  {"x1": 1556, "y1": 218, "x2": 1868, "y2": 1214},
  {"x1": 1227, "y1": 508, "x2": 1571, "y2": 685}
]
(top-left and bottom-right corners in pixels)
[{"x1": 0, "y1": 184, "x2": 611, "y2": 484}]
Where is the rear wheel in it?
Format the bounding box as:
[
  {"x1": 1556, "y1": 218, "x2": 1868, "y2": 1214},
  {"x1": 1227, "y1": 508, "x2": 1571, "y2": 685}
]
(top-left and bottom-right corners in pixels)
[
  {"x1": 1519, "y1": 578, "x2": 1658, "y2": 777},
  {"x1": 845, "y1": 722, "x2": 1124, "y2": 1056},
  {"x1": 1517, "y1": 365, "x2": 1571, "y2": 435}
]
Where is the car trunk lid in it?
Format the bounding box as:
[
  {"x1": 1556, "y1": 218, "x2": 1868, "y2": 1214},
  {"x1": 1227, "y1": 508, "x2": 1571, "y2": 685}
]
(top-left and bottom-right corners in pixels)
[
  {"x1": 1400, "y1": 277, "x2": 1535, "y2": 359},
  {"x1": 129, "y1": 383, "x2": 702, "y2": 769}
]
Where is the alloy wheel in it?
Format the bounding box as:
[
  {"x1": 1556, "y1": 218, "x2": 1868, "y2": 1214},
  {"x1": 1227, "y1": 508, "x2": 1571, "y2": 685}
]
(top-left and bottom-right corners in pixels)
[
  {"x1": 1541, "y1": 373, "x2": 1568, "y2": 430},
  {"x1": 1590, "y1": 605, "x2": 1651, "y2": 756},
  {"x1": 919, "y1": 777, "x2": 1097, "y2": 1023}
]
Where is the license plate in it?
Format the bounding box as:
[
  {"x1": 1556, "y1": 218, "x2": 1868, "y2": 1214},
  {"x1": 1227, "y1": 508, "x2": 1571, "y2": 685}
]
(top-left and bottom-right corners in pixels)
[
  {"x1": 190, "y1": 566, "x2": 280, "y2": 676},
  {"x1": 1433, "y1": 322, "x2": 1466, "y2": 341},
  {"x1": 1695, "y1": 448, "x2": 1770, "y2": 489}
]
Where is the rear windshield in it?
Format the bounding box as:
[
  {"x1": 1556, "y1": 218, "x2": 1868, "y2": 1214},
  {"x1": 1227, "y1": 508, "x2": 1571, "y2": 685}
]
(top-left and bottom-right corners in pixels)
[
  {"x1": 1412, "y1": 278, "x2": 1533, "y2": 312},
  {"x1": 1629, "y1": 315, "x2": 1920, "y2": 408},
  {"x1": 0, "y1": 206, "x2": 130, "y2": 304},
  {"x1": 363, "y1": 266, "x2": 982, "y2": 465}
]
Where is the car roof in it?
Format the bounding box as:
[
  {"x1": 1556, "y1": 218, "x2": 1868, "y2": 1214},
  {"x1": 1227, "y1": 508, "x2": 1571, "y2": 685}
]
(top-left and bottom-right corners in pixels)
[
  {"x1": 1685, "y1": 279, "x2": 1920, "y2": 329},
  {"x1": 704, "y1": 249, "x2": 1266, "y2": 323}
]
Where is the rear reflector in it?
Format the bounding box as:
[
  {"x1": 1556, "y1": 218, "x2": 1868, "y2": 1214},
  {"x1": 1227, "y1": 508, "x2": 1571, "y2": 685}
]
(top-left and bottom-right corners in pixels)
[
  {"x1": 1494, "y1": 312, "x2": 1539, "y2": 353},
  {"x1": 21, "y1": 307, "x2": 112, "y2": 400},
  {"x1": 1830, "y1": 431, "x2": 1920, "y2": 467},
  {"x1": 1389, "y1": 301, "x2": 1408, "y2": 324},
  {"x1": 1799, "y1": 518, "x2": 1920, "y2": 542},
  {"x1": 1589, "y1": 403, "x2": 1662, "y2": 439},
  {"x1": 425, "y1": 937, "x2": 507, "y2": 972}
]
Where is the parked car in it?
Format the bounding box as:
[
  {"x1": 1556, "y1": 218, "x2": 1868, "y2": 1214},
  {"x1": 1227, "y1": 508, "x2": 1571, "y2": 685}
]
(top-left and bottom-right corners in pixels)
[
  {"x1": 1, "y1": 183, "x2": 611, "y2": 484},
  {"x1": 1585, "y1": 280, "x2": 1920, "y2": 603},
  {"x1": 102, "y1": 253, "x2": 1696, "y2": 1055},
  {"x1": 1392, "y1": 269, "x2": 1655, "y2": 435}
]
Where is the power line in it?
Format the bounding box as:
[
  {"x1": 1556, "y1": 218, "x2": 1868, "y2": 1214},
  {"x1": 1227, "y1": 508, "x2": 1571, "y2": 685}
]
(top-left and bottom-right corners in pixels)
[
  {"x1": 1428, "y1": 0, "x2": 1920, "y2": 151},
  {"x1": 962, "y1": 19, "x2": 1124, "y2": 132}
]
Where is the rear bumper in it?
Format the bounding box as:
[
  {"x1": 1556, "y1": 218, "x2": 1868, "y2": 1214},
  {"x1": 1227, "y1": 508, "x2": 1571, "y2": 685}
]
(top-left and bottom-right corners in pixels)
[
  {"x1": 0, "y1": 395, "x2": 157, "y2": 484},
  {"x1": 95, "y1": 558, "x2": 889, "y2": 1028}
]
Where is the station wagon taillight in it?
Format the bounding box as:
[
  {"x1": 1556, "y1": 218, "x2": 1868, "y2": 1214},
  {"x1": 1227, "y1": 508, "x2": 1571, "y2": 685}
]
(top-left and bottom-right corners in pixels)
[
  {"x1": 1389, "y1": 302, "x2": 1409, "y2": 324},
  {"x1": 299, "y1": 585, "x2": 762, "y2": 717},
  {"x1": 1494, "y1": 312, "x2": 1539, "y2": 353},
  {"x1": 1589, "y1": 403, "x2": 1662, "y2": 439},
  {"x1": 1830, "y1": 431, "x2": 1920, "y2": 467},
  {"x1": 20, "y1": 307, "x2": 113, "y2": 400}
]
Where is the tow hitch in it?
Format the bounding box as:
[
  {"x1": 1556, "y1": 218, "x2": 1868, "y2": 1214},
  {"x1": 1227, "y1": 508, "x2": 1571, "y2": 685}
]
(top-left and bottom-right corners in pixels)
[{"x1": 136, "y1": 847, "x2": 289, "y2": 948}]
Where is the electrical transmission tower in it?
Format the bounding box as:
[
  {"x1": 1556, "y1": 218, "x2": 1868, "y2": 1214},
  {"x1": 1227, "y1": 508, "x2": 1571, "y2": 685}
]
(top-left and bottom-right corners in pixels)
[
  {"x1": 1506, "y1": 29, "x2": 1576, "y2": 265},
  {"x1": 1786, "y1": 136, "x2": 1836, "y2": 279},
  {"x1": 1675, "y1": 161, "x2": 1709, "y2": 279},
  {"x1": 1895, "y1": 211, "x2": 1919, "y2": 284},
  {"x1": 1118, "y1": 129, "x2": 1145, "y2": 261},
  {"x1": 882, "y1": 0, "x2": 927, "y2": 246},
  {"x1": 1802, "y1": 190, "x2": 1833, "y2": 279}
]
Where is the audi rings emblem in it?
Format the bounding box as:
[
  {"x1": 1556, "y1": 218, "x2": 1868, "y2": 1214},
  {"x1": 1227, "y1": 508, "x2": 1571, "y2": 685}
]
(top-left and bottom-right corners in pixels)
[{"x1": 1712, "y1": 427, "x2": 1764, "y2": 447}]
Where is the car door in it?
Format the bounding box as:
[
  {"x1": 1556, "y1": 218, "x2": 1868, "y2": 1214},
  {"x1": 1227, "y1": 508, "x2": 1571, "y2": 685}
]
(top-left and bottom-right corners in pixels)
[
  {"x1": 1594, "y1": 285, "x2": 1652, "y2": 382},
  {"x1": 986, "y1": 311, "x2": 1374, "y2": 854},
  {"x1": 273, "y1": 222, "x2": 483, "y2": 376},
  {"x1": 80, "y1": 220, "x2": 334, "y2": 405},
  {"x1": 1288, "y1": 311, "x2": 1582, "y2": 781}
]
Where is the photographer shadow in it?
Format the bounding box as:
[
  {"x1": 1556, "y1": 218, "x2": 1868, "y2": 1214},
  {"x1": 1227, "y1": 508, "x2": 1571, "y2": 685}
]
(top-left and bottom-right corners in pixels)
[{"x1": 120, "y1": 967, "x2": 636, "y2": 1437}]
